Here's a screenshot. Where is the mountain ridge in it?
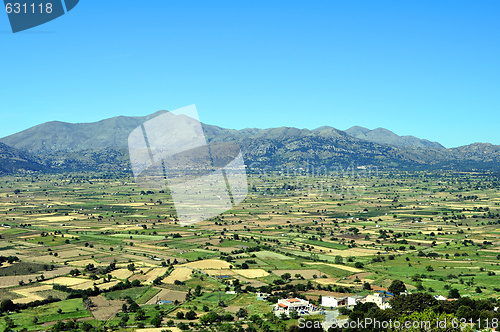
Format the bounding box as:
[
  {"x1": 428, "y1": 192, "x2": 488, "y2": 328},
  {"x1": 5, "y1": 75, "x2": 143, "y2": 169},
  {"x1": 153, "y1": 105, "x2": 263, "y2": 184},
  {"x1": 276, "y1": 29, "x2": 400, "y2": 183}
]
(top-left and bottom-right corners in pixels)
[
  {"x1": 345, "y1": 126, "x2": 445, "y2": 149},
  {"x1": 0, "y1": 111, "x2": 499, "y2": 173}
]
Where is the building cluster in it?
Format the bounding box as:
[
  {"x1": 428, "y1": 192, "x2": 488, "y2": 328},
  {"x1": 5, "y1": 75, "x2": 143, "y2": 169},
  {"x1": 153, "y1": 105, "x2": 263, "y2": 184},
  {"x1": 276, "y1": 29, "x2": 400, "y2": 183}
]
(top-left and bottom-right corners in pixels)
[
  {"x1": 273, "y1": 292, "x2": 393, "y2": 317},
  {"x1": 273, "y1": 292, "x2": 453, "y2": 318},
  {"x1": 273, "y1": 298, "x2": 320, "y2": 316},
  {"x1": 322, "y1": 293, "x2": 391, "y2": 310}
]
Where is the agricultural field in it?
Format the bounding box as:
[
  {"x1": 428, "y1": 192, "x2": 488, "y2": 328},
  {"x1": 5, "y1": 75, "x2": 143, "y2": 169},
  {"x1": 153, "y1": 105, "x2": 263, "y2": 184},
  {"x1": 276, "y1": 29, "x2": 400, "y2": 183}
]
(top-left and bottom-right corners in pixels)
[{"x1": 0, "y1": 171, "x2": 499, "y2": 331}]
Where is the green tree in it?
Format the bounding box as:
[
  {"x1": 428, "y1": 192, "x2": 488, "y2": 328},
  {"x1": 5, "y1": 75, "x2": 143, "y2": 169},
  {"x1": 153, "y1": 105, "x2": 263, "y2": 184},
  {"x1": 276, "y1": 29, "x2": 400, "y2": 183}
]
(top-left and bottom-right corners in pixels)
[
  {"x1": 185, "y1": 310, "x2": 197, "y2": 320},
  {"x1": 448, "y1": 288, "x2": 460, "y2": 299},
  {"x1": 388, "y1": 279, "x2": 407, "y2": 294},
  {"x1": 151, "y1": 314, "x2": 162, "y2": 327},
  {"x1": 135, "y1": 308, "x2": 146, "y2": 321},
  {"x1": 236, "y1": 308, "x2": 247, "y2": 318}
]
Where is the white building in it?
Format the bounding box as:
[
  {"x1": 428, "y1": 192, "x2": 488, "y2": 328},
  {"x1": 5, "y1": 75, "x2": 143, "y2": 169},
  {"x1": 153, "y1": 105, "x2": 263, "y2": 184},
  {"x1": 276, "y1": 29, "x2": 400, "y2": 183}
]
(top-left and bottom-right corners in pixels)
[
  {"x1": 322, "y1": 296, "x2": 347, "y2": 308},
  {"x1": 274, "y1": 298, "x2": 318, "y2": 316},
  {"x1": 347, "y1": 295, "x2": 365, "y2": 306},
  {"x1": 363, "y1": 293, "x2": 390, "y2": 309},
  {"x1": 322, "y1": 295, "x2": 365, "y2": 308}
]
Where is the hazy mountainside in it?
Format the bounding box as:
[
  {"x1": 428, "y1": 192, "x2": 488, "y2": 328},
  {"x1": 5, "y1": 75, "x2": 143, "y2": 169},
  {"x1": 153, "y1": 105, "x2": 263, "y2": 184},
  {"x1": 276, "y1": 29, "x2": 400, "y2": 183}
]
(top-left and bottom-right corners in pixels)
[
  {"x1": 1, "y1": 111, "x2": 499, "y2": 173},
  {"x1": 345, "y1": 126, "x2": 445, "y2": 149},
  {"x1": 0, "y1": 142, "x2": 44, "y2": 174},
  {"x1": 0, "y1": 110, "x2": 168, "y2": 153}
]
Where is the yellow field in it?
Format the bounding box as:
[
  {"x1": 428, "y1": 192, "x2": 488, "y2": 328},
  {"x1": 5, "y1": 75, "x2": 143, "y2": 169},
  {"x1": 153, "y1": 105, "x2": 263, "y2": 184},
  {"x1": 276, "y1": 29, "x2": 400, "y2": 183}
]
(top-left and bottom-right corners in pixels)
[
  {"x1": 71, "y1": 280, "x2": 120, "y2": 290},
  {"x1": 135, "y1": 328, "x2": 182, "y2": 332},
  {"x1": 234, "y1": 269, "x2": 270, "y2": 278},
  {"x1": 326, "y1": 248, "x2": 379, "y2": 257},
  {"x1": 42, "y1": 277, "x2": 88, "y2": 286},
  {"x1": 35, "y1": 215, "x2": 79, "y2": 222},
  {"x1": 111, "y1": 202, "x2": 153, "y2": 207},
  {"x1": 67, "y1": 259, "x2": 102, "y2": 267},
  {"x1": 57, "y1": 249, "x2": 91, "y2": 259},
  {"x1": 181, "y1": 259, "x2": 232, "y2": 270},
  {"x1": 314, "y1": 278, "x2": 361, "y2": 287},
  {"x1": 303, "y1": 262, "x2": 363, "y2": 273},
  {"x1": 143, "y1": 267, "x2": 169, "y2": 283},
  {"x1": 163, "y1": 268, "x2": 193, "y2": 284},
  {"x1": 12, "y1": 285, "x2": 52, "y2": 304},
  {"x1": 110, "y1": 268, "x2": 134, "y2": 279}
]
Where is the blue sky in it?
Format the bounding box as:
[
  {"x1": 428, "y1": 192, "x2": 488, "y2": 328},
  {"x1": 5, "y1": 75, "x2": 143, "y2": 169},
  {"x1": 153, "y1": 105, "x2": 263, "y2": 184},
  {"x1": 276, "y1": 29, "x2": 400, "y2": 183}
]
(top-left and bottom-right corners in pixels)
[{"x1": 0, "y1": 1, "x2": 499, "y2": 148}]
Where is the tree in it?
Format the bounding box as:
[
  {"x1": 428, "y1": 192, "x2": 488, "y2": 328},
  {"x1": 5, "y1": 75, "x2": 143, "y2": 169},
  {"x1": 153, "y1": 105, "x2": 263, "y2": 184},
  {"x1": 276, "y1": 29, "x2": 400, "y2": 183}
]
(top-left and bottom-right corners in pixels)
[
  {"x1": 448, "y1": 288, "x2": 461, "y2": 299},
  {"x1": 135, "y1": 308, "x2": 146, "y2": 321},
  {"x1": 151, "y1": 314, "x2": 162, "y2": 327},
  {"x1": 241, "y1": 262, "x2": 249, "y2": 269},
  {"x1": 281, "y1": 273, "x2": 292, "y2": 281},
  {"x1": 185, "y1": 310, "x2": 197, "y2": 320},
  {"x1": 194, "y1": 285, "x2": 203, "y2": 297},
  {"x1": 334, "y1": 256, "x2": 343, "y2": 264},
  {"x1": 236, "y1": 308, "x2": 247, "y2": 318},
  {"x1": 200, "y1": 312, "x2": 220, "y2": 325},
  {"x1": 389, "y1": 293, "x2": 437, "y2": 314},
  {"x1": 177, "y1": 322, "x2": 189, "y2": 331},
  {"x1": 128, "y1": 301, "x2": 139, "y2": 312},
  {"x1": 389, "y1": 309, "x2": 474, "y2": 332},
  {"x1": 176, "y1": 311, "x2": 185, "y2": 319},
  {"x1": 388, "y1": 279, "x2": 406, "y2": 295},
  {"x1": 119, "y1": 313, "x2": 129, "y2": 327},
  {"x1": 249, "y1": 314, "x2": 262, "y2": 325},
  {"x1": 152, "y1": 276, "x2": 162, "y2": 286},
  {"x1": 0, "y1": 299, "x2": 15, "y2": 313},
  {"x1": 363, "y1": 282, "x2": 372, "y2": 290}
]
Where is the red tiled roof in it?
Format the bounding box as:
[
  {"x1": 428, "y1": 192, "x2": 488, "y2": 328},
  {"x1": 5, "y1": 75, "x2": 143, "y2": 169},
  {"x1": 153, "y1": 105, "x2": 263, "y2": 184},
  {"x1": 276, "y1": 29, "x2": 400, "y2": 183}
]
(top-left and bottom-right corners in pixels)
[
  {"x1": 278, "y1": 303, "x2": 288, "y2": 308},
  {"x1": 287, "y1": 298, "x2": 301, "y2": 303}
]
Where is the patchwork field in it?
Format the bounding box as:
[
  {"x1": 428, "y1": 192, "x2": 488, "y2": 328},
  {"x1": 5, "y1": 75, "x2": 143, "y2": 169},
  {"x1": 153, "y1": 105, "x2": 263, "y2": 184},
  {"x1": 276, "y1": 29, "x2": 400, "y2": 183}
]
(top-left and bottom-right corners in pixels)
[
  {"x1": 234, "y1": 269, "x2": 270, "y2": 278},
  {"x1": 180, "y1": 259, "x2": 232, "y2": 270},
  {"x1": 162, "y1": 268, "x2": 193, "y2": 284},
  {"x1": 0, "y1": 172, "x2": 499, "y2": 331}
]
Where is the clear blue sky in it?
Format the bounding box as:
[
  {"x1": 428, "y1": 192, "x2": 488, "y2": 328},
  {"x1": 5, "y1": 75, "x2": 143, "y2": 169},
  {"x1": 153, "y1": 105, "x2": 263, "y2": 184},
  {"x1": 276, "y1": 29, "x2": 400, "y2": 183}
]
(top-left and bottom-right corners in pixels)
[{"x1": 1, "y1": 1, "x2": 499, "y2": 148}]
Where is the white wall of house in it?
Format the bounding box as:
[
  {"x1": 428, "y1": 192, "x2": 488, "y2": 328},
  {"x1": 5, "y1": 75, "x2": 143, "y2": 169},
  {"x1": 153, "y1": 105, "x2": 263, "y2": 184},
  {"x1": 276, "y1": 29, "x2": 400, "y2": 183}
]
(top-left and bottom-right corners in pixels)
[{"x1": 322, "y1": 296, "x2": 339, "y2": 307}]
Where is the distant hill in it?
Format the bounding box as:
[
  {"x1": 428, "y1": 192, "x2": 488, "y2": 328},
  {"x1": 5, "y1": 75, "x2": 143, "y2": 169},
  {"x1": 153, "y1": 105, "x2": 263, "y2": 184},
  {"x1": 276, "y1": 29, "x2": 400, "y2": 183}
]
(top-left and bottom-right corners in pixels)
[
  {"x1": 1, "y1": 111, "x2": 499, "y2": 173},
  {"x1": 0, "y1": 142, "x2": 44, "y2": 174},
  {"x1": 345, "y1": 126, "x2": 445, "y2": 149},
  {"x1": 0, "y1": 110, "x2": 168, "y2": 153}
]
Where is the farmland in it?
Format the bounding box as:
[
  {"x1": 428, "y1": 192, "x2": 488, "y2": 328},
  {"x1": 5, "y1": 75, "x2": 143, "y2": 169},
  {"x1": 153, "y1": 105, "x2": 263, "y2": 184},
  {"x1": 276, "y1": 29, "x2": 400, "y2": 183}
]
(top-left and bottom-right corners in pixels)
[{"x1": 0, "y1": 170, "x2": 499, "y2": 331}]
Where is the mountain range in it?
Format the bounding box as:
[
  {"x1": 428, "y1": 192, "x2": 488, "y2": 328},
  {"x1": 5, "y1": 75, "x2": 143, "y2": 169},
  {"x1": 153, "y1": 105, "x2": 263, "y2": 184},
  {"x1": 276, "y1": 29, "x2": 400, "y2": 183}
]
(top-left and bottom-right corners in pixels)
[{"x1": 0, "y1": 110, "x2": 499, "y2": 174}]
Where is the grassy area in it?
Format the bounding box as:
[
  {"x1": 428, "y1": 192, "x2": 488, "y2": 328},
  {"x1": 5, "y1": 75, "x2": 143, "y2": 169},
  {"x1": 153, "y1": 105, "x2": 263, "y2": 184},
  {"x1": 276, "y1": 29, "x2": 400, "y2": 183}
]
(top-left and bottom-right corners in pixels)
[
  {"x1": 0, "y1": 298, "x2": 90, "y2": 330},
  {"x1": 136, "y1": 287, "x2": 161, "y2": 304},
  {"x1": 105, "y1": 286, "x2": 152, "y2": 301}
]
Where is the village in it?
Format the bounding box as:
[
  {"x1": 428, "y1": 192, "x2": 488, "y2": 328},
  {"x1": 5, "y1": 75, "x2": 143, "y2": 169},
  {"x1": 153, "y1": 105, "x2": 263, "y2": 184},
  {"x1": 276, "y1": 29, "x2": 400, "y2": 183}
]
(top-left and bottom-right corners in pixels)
[{"x1": 272, "y1": 291, "x2": 454, "y2": 317}]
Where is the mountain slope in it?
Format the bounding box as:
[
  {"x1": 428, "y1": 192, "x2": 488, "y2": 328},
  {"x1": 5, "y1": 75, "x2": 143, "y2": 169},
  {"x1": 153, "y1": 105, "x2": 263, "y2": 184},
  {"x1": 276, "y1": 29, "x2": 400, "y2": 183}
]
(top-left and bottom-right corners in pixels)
[
  {"x1": 0, "y1": 142, "x2": 44, "y2": 174},
  {"x1": 1, "y1": 111, "x2": 499, "y2": 172},
  {"x1": 0, "y1": 110, "x2": 168, "y2": 153},
  {"x1": 345, "y1": 126, "x2": 445, "y2": 149}
]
